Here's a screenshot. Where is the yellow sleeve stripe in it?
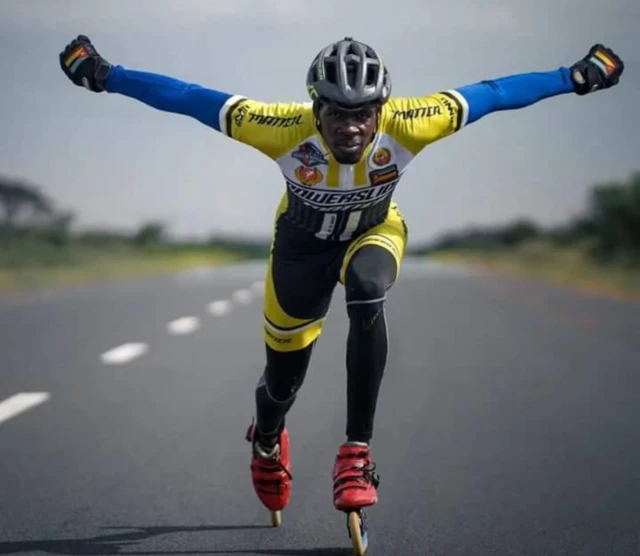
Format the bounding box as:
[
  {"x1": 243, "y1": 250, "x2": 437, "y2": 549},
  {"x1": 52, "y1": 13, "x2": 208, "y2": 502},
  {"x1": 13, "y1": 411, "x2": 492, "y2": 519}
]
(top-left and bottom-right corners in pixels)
[
  {"x1": 442, "y1": 89, "x2": 470, "y2": 131},
  {"x1": 218, "y1": 94, "x2": 247, "y2": 136}
]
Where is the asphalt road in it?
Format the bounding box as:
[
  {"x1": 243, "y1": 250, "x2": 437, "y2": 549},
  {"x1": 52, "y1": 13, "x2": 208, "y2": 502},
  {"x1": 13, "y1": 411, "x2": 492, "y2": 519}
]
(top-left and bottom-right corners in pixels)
[{"x1": 1, "y1": 259, "x2": 639, "y2": 556}]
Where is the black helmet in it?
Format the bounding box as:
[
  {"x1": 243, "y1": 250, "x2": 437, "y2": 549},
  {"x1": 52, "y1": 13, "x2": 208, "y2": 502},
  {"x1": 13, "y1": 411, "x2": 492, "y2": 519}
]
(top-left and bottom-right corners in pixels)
[{"x1": 306, "y1": 37, "x2": 391, "y2": 108}]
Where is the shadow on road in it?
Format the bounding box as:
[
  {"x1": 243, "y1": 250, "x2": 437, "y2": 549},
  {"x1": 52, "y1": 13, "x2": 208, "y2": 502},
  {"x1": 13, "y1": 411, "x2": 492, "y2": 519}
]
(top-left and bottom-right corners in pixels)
[{"x1": 0, "y1": 525, "x2": 351, "y2": 555}]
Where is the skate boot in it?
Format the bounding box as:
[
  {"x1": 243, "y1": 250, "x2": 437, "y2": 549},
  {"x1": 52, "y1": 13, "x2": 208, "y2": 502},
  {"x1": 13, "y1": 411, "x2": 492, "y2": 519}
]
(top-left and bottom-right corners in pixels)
[
  {"x1": 332, "y1": 442, "x2": 380, "y2": 512},
  {"x1": 245, "y1": 418, "x2": 292, "y2": 527},
  {"x1": 333, "y1": 442, "x2": 380, "y2": 555}
]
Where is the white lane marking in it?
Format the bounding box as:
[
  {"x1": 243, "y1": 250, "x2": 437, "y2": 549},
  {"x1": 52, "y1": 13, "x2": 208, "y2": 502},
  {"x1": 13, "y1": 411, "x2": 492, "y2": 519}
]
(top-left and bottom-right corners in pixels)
[
  {"x1": 232, "y1": 289, "x2": 253, "y2": 305},
  {"x1": 100, "y1": 343, "x2": 148, "y2": 365},
  {"x1": 167, "y1": 316, "x2": 200, "y2": 335},
  {"x1": 0, "y1": 392, "x2": 51, "y2": 426},
  {"x1": 251, "y1": 280, "x2": 265, "y2": 296},
  {"x1": 208, "y1": 300, "x2": 232, "y2": 316}
]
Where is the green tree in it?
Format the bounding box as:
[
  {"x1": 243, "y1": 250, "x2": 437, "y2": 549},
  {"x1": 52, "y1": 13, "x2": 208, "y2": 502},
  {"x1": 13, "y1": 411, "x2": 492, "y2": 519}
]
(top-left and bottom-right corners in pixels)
[
  {"x1": 133, "y1": 221, "x2": 167, "y2": 246},
  {"x1": 0, "y1": 176, "x2": 54, "y2": 227},
  {"x1": 587, "y1": 171, "x2": 640, "y2": 261}
]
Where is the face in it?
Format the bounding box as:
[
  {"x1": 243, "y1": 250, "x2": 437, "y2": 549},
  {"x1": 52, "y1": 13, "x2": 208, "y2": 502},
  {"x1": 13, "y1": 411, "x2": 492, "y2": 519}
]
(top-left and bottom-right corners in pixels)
[{"x1": 316, "y1": 103, "x2": 381, "y2": 164}]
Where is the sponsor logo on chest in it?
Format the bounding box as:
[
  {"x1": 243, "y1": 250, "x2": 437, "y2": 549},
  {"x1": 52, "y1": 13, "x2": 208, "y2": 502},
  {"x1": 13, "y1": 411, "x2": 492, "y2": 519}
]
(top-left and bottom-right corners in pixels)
[
  {"x1": 287, "y1": 180, "x2": 398, "y2": 211},
  {"x1": 282, "y1": 139, "x2": 403, "y2": 209}
]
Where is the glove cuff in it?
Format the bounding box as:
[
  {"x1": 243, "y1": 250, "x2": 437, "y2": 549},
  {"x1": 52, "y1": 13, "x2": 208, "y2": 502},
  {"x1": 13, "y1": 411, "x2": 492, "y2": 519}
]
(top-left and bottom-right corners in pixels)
[{"x1": 93, "y1": 60, "x2": 113, "y2": 92}]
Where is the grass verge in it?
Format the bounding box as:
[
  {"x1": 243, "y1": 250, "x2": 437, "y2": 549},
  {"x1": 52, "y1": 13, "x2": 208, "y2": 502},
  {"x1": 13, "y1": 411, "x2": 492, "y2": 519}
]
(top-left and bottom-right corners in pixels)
[
  {"x1": 426, "y1": 241, "x2": 640, "y2": 299},
  {"x1": 0, "y1": 247, "x2": 247, "y2": 293}
]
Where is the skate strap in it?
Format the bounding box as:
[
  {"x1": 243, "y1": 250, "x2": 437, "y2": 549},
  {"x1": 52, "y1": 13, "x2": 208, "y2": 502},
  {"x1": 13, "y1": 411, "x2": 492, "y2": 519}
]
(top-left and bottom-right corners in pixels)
[
  {"x1": 252, "y1": 457, "x2": 293, "y2": 495},
  {"x1": 333, "y1": 453, "x2": 380, "y2": 493}
]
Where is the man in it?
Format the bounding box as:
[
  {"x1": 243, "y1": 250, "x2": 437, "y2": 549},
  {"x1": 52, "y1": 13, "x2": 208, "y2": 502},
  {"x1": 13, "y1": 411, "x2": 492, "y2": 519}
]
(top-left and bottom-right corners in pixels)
[{"x1": 59, "y1": 35, "x2": 623, "y2": 517}]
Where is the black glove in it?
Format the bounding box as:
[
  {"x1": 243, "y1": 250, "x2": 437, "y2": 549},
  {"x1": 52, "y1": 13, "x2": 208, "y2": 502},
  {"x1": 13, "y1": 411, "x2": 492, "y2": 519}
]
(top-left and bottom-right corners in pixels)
[
  {"x1": 570, "y1": 44, "x2": 624, "y2": 95},
  {"x1": 59, "y1": 35, "x2": 112, "y2": 92}
]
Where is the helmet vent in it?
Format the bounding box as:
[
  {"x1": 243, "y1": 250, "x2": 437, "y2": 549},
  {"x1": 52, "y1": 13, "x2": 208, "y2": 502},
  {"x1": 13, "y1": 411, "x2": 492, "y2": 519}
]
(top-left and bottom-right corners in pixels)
[
  {"x1": 325, "y1": 60, "x2": 337, "y2": 84},
  {"x1": 306, "y1": 37, "x2": 391, "y2": 107}
]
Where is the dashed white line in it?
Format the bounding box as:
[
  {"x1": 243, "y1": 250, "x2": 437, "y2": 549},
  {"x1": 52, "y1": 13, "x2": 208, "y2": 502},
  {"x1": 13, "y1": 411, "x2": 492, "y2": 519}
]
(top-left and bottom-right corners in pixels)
[
  {"x1": 0, "y1": 392, "x2": 51, "y2": 426},
  {"x1": 208, "y1": 300, "x2": 232, "y2": 316},
  {"x1": 251, "y1": 280, "x2": 265, "y2": 296},
  {"x1": 167, "y1": 316, "x2": 200, "y2": 335},
  {"x1": 100, "y1": 343, "x2": 149, "y2": 365},
  {"x1": 232, "y1": 289, "x2": 253, "y2": 305}
]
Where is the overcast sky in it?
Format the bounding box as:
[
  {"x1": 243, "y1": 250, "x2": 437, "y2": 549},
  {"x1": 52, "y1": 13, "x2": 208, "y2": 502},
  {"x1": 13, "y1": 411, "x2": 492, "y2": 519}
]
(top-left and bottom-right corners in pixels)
[{"x1": 1, "y1": 0, "x2": 638, "y2": 243}]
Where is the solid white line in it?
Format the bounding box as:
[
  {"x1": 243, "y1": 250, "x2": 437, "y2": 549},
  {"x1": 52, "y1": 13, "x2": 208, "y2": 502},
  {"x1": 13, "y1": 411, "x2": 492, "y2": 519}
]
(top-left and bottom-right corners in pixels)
[
  {"x1": 167, "y1": 316, "x2": 200, "y2": 335},
  {"x1": 0, "y1": 392, "x2": 51, "y2": 426},
  {"x1": 100, "y1": 343, "x2": 148, "y2": 365},
  {"x1": 232, "y1": 289, "x2": 253, "y2": 305},
  {"x1": 208, "y1": 300, "x2": 232, "y2": 316}
]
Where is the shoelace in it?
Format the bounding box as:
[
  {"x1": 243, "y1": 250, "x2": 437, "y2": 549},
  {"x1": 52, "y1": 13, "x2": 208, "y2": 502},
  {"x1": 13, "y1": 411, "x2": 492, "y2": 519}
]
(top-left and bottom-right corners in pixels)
[
  {"x1": 255, "y1": 445, "x2": 293, "y2": 480},
  {"x1": 334, "y1": 455, "x2": 380, "y2": 489}
]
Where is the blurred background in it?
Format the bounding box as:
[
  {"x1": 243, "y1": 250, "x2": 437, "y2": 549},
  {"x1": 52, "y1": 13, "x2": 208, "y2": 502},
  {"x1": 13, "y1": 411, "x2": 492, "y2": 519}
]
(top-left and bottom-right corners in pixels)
[
  {"x1": 1, "y1": 0, "x2": 638, "y2": 295},
  {"x1": 2, "y1": 3, "x2": 640, "y2": 555}
]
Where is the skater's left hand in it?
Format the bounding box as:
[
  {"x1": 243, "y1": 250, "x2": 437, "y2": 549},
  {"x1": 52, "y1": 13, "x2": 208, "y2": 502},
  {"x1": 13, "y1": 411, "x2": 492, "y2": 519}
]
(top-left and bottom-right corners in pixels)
[{"x1": 570, "y1": 44, "x2": 624, "y2": 95}]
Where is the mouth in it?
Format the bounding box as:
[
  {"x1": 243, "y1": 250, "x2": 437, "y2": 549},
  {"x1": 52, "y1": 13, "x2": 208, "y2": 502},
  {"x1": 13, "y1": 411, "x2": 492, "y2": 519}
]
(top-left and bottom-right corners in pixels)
[{"x1": 336, "y1": 141, "x2": 362, "y2": 153}]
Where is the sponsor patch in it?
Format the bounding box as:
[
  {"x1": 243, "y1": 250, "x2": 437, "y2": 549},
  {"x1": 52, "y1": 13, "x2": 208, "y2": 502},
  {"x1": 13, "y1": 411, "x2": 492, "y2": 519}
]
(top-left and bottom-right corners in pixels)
[
  {"x1": 369, "y1": 165, "x2": 399, "y2": 186},
  {"x1": 295, "y1": 166, "x2": 323, "y2": 186},
  {"x1": 291, "y1": 142, "x2": 328, "y2": 167},
  {"x1": 371, "y1": 147, "x2": 392, "y2": 167}
]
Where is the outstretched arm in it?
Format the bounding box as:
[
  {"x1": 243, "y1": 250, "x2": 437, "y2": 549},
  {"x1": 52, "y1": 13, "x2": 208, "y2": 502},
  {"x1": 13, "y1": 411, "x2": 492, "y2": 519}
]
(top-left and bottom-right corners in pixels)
[
  {"x1": 455, "y1": 67, "x2": 574, "y2": 126},
  {"x1": 59, "y1": 34, "x2": 240, "y2": 132},
  {"x1": 58, "y1": 34, "x2": 312, "y2": 159},
  {"x1": 103, "y1": 65, "x2": 236, "y2": 132},
  {"x1": 456, "y1": 43, "x2": 624, "y2": 126},
  {"x1": 384, "y1": 44, "x2": 624, "y2": 153}
]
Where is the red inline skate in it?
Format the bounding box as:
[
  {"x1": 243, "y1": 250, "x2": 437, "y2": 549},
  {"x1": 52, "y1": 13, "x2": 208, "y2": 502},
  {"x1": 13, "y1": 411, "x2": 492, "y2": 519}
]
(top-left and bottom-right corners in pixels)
[
  {"x1": 245, "y1": 418, "x2": 292, "y2": 527},
  {"x1": 332, "y1": 442, "x2": 380, "y2": 555}
]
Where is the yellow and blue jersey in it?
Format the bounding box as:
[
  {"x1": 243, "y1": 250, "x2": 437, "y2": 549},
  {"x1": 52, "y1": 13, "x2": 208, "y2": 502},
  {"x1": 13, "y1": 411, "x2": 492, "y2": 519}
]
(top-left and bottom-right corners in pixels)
[
  {"x1": 215, "y1": 91, "x2": 469, "y2": 240},
  {"x1": 104, "y1": 65, "x2": 574, "y2": 242}
]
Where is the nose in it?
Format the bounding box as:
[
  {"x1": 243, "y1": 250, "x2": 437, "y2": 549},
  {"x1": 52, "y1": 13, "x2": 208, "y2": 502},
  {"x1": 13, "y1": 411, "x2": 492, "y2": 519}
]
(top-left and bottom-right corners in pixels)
[{"x1": 337, "y1": 118, "x2": 360, "y2": 136}]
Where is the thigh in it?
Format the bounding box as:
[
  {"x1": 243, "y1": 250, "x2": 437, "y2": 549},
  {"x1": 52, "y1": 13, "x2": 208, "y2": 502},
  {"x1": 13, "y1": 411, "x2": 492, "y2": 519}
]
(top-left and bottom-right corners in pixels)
[
  {"x1": 339, "y1": 202, "x2": 409, "y2": 286},
  {"x1": 263, "y1": 235, "x2": 341, "y2": 353}
]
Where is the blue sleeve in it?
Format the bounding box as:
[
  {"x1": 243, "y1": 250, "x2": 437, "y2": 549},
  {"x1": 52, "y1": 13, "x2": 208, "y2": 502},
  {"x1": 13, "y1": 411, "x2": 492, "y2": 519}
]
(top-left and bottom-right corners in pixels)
[
  {"x1": 103, "y1": 65, "x2": 234, "y2": 132},
  {"x1": 455, "y1": 67, "x2": 575, "y2": 125}
]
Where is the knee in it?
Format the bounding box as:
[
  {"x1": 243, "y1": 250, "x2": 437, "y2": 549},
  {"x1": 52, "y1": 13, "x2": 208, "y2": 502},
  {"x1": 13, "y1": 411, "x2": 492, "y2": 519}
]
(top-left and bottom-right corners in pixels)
[
  {"x1": 344, "y1": 274, "x2": 386, "y2": 326},
  {"x1": 345, "y1": 265, "x2": 387, "y2": 304},
  {"x1": 344, "y1": 256, "x2": 390, "y2": 326},
  {"x1": 347, "y1": 275, "x2": 386, "y2": 304},
  {"x1": 344, "y1": 246, "x2": 396, "y2": 305}
]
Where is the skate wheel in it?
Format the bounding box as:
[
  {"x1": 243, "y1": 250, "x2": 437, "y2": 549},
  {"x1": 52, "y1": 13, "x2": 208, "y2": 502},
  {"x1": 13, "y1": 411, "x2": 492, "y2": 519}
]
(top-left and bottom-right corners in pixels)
[
  {"x1": 270, "y1": 510, "x2": 282, "y2": 528},
  {"x1": 347, "y1": 511, "x2": 368, "y2": 555}
]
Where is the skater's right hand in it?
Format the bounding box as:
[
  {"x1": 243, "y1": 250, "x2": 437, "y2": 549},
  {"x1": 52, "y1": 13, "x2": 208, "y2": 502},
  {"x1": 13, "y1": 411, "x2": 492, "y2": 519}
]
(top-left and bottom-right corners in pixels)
[{"x1": 59, "y1": 35, "x2": 113, "y2": 92}]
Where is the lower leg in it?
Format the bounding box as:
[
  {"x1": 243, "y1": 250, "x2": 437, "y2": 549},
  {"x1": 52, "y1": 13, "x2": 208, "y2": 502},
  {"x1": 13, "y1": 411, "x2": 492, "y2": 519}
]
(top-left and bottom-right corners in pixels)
[
  {"x1": 343, "y1": 246, "x2": 397, "y2": 445},
  {"x1": 254, "y1": 342, "x2": 314, "y2": 447},
  {"x1": 345, "y1": 301, "x2": 388, "y2": 444}
]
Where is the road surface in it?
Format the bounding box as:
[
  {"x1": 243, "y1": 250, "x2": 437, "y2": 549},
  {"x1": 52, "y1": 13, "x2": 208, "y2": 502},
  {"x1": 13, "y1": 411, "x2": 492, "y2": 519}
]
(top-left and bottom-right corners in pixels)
[{"x1": 1, "y1": 259, "x2": 639, "y2": 555}]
